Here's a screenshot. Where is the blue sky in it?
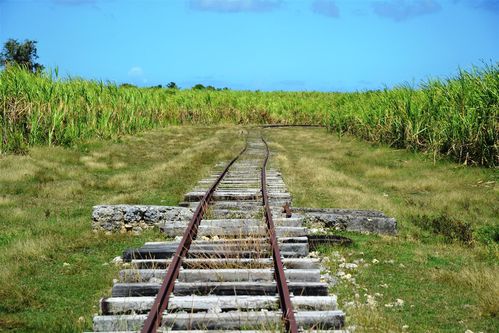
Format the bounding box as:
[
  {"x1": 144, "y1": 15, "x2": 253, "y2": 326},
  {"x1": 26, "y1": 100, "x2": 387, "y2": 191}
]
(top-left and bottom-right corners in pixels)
[{"x1": 0, "y1": 0, "x2": 497, "y2": 91}]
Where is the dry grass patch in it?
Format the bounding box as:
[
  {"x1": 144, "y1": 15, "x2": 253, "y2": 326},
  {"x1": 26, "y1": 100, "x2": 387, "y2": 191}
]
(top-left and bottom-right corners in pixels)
[
  {"x1": 105, "y1": 173, "x2": 139, "y2": 189},
  {"x1": 0, "y1": 195, "x2": 13, "y2": 205},
  {"x1": 103, "y1": 193, "x2": 142, "y2": 205},
  {"x1": 345, "y1": 306, "x2": 401, "y2": 333},
  {"x1": 363, "y1": 167, "x2": 391, "y2": 179},
  {"x1": 0, "y1": 156, "x2": 38, "y2": 182},
  {"x1": 434, "y1": 265, "x2": 499, "y2": 318},
  {"x1": 80, "y1": 156, "x2": 109, "y2": 170},
  {"x1": 6, "y1": 237, "x2": 56, "y2": 261}
]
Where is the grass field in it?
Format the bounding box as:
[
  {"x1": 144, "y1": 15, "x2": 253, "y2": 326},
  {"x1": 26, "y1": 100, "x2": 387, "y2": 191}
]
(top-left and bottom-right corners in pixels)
[
  {"x1": 1, "y1": 64, "x2": 497, "y2": 166},
  {"x1": 0, "y1": 126, "x2": 243, "y2": 332},
  {"x1": 0, "y1": 126, "x2": 496, "y2": 332},
  {"x1": 266, "y1": 127, "x2": 498, "y2": 333}
]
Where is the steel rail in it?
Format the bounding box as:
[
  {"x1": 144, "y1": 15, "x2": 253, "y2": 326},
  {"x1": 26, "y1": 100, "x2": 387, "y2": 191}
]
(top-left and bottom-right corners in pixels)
[
  {"x1": 141, "y1": 142, "x2": 248, "y2": 333},
  {"x1": 261, "y1": 137, "x2": 299, "y2": 333}
]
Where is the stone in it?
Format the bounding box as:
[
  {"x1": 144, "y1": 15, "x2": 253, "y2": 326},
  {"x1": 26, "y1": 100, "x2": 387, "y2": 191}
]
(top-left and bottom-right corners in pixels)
[
  {"x1": 101, "y1": 222, "x2": 115, "y2": 231},
  {"x1": 91, "y1": 205, "x2": 194, "y2": 233},
  {"x1": 143, "y1": 208, "x2": 159, "y2": 224},
  {"x1": 294, "y1": 207, "x2": 397, "y2": 235},
  {"x1": 111, "y1": 256, "x2": 123, "y2": 265},
  {"x1": 124, "y1": 207, "x2": 142, "y2": 223}
]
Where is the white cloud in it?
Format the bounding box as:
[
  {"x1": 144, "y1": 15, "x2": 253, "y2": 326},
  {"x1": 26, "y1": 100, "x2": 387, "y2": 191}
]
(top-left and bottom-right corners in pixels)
[
  {"x1": 127, "y1": 66, "x2": 148, "y2": 84},
  {"x1": 189, "y1": 0, "x2": 282, "y2": 13},
  {"x1": 311, "y1": 0, "x2": 340, "y2": 18},
  {"x1": 128, "y1": 66, "x2": 144, "y2": 77},
  {"x1": 53, "y1": 0, "x2": 97, "y2": 5},
  {"x1": 372, "y1": 0, "x2": 441, "y2": 21}
]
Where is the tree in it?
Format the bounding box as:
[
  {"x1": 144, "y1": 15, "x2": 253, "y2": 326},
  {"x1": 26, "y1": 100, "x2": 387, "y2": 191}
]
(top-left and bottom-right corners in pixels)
[
  {"x1": 166, "y1": 82, "x2": 178, "y2": 89},
  {"x1": 0, "y1": 39, "x2": 44, "y2": 73},
  {"x1": 192, "y1": 84, "x2": 205, "y2": 90},
  {"x1": 120, "y1": 83, "x2": 137, "y2": 88}
]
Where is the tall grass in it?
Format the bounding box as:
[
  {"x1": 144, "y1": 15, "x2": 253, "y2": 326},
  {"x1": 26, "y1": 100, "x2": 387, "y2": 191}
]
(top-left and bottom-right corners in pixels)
[
  {"x1": 327, "y1": 64, "x2": 498, "y2": 167},
  {"x1": 1, "y1": 64, "x2": 497, "y2": 166}
]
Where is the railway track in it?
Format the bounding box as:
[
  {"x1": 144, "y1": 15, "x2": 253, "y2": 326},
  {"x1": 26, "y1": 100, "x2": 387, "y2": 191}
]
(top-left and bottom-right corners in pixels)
[{"x1": 91, "y1": 133, "x2": 346, "y2": 332}]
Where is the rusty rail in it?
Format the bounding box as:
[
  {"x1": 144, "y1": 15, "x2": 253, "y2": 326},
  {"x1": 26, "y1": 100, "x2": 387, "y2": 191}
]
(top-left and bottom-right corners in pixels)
[
  {"x1": 261, "y1": 137, "x2": 298, "y2": 333},
  {"x1": 141, "y1": 142, "x2": 248, "y2": 333}
]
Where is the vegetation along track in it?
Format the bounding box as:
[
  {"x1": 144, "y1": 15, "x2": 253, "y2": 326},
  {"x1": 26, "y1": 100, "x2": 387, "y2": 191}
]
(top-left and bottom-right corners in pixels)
[{"x1": 91, "y1": 131, "x2": 346, "y2": 332}]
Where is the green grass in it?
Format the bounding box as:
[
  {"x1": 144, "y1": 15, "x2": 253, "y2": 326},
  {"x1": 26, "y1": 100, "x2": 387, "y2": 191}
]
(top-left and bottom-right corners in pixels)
[
  {"x1": 266, "y1": 127, "x2": 498, "y2": 332},
  {"x1": 1, "y1": 63, "x2": 497, "y2": 166},
  {"x1": 0, "y1": 126, "x2": 244, "y2": 332},
  {"x1": 319, "y1": 238, "x2": 498, "y2": 333}
]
